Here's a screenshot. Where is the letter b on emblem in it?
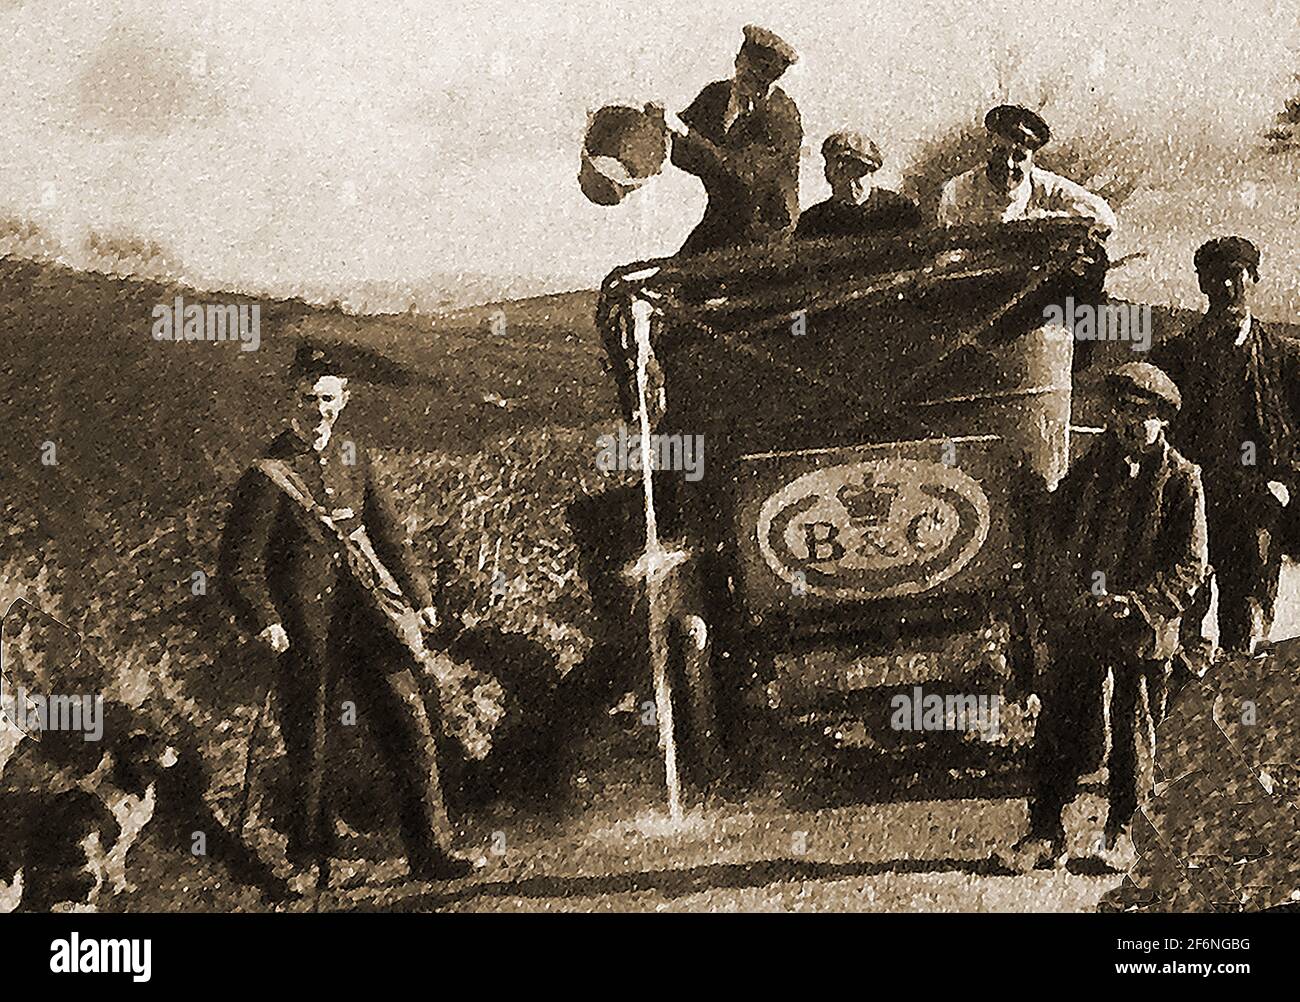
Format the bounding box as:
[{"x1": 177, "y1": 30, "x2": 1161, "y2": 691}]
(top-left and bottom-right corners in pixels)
[{"x1": 803, "y1": 523, "x2": 845, "y2": 562}]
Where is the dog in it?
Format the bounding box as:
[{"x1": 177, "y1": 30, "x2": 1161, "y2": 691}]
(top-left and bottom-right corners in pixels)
[{"x1": 0, "y1": 698, "x2": 289, "y2": 911}]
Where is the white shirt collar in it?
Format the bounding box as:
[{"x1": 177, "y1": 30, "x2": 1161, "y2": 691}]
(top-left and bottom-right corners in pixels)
[
  {"x1": 1119, "y1": 437, "x2": 1166, "y2": 479},
  {"x1": 725, "y1": 80, "x2": 770, "y2": 127},
  {"x1": 833, "y1": 184, "x2": 874, "y2": 207},
  {"x1": 1234, "y1": 312, "x2": 1252, "y2": 348}
]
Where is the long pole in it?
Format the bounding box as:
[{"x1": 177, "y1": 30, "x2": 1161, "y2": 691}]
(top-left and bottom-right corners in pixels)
[
  {"x1": 233, "y1": 683, "x2": 273, "y2": 835},
  {"x1": 630, "y1": 297, "x2": 682, "y2": 821}
]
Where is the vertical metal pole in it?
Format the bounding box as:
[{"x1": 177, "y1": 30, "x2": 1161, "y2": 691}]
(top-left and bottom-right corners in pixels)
[{"x1": 631, "y1": 296, "x2": 682, "y2": 821}]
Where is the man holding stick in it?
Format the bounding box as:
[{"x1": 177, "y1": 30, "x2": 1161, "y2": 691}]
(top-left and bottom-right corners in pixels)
[{"x1": 220, "y1": 342, "x2": 484, "y2": 886}]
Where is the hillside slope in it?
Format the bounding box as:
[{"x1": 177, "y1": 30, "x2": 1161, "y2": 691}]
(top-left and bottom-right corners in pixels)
[
  {"x1": 0, "y1": 259, "x2": 621, "y2": 749},
  {"x1": 1, "y1": 260, "x2": 608, "y2": 579}
]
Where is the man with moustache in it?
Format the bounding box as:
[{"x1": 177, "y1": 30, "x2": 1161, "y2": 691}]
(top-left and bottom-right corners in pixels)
[
  {"x1": 1155, "y1": 237, "x2": 1300, "y2": 654},
  {"x1": 669, "y1": 24, "x2": 803, "y2": 255},
  {"x1": 937, "y1": 105, "x2": 1117, "y2": 232},
  {"x1": 220, "y1": 342, "x2": 477, "y2": 886}
]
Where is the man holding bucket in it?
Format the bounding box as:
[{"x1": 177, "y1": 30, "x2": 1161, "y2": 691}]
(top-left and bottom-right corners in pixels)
[{"x1": 668, "y1": 24, "x2": 803, "y2": 255}]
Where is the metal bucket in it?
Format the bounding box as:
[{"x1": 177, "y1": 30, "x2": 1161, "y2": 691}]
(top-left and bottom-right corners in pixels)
[{"x1": 579, "y1": 105, "x2": 668, "y2": 206}]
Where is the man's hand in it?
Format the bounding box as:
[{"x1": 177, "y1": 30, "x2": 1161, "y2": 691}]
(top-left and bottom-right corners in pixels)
[
  {"x1": 1085, "y1": 220, "x2": 1114, "y2": 243},
  {"x1": 1089, "y1": 593, "x2": 1132, "y2": 621},
  {"x1": 1268, "y1": 480, "x2": 1291, "y2": 508},
  {"x1": 672, "y1": 127, "x2": 720, "y2": 164},
  {"x1": 417, "y1": 606, "x2": 439, "y2": 632},
  {"x1": 644, "y1": 101, "x2": 667, "y2": 130},
  {"x1": 659, "y1": 107, "x2": 690, "y2": 139},
  {"x1": 257, "y1": 622, "x2": 290, "y2": 654}
]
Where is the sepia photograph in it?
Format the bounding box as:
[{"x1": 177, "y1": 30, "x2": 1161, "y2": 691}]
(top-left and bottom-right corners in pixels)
[{"x1": 1, "y1": 0, "x2": 1296, "y2": 983}]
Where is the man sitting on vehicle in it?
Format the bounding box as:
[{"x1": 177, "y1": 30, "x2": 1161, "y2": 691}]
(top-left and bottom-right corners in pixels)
[
  {"x1": 936, "y1": 105, "x2": 1117, "y2": 233},
  {"x1": 795, "y1": 131, "x2": 921, "y2": 240}
]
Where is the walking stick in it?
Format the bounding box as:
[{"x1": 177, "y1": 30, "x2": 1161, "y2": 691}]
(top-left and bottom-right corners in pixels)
[
  {"x1": 233, "y1": 681, "x2": 274, "y2": 836},
  {"x1": 233, "y1": 653, "x2": 333, "y2": 901}
]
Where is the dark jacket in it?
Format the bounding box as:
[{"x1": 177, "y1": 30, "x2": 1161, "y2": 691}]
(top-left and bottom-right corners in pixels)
[
  {"x1": 794, "y1": 189, "x2": 921, "y2": 240},
  {"x1": 671, "y1": 80, "x2": 802, "y2": 255},
  {"x1": 218, "y1": 428, "x2": 432, "y2": 644},
  {"x1": 1156, "y1": 315, "x2": 1300, "y2": 538},
  {"x1": 1037, "y1": 434, "x2": 1208, "y2": 661}
]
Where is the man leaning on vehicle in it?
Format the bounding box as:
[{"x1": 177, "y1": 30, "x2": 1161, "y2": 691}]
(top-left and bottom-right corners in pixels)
[{"x1": 936, "y1": 104, "x2": 1117, "y2": 233}]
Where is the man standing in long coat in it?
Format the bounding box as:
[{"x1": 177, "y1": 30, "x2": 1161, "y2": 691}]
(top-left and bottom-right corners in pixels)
[
  {"x1": 1156, "y1": 237, "x2": 1300, "y2": 654},
  {"x1": 220, "y1": 343, "x2": 475, "y2": 884}
]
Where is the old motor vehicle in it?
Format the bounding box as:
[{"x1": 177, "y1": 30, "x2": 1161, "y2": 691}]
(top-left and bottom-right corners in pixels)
[{"x1": 590, "y1": 219, "x2": 1109, "y2": 800}]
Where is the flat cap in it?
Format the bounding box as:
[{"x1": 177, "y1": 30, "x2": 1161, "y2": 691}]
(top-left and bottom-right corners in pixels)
[
  {"x1": 1194, "y1": 235, "x2": 1260, "y2": 280},
  {"x1": 741, "y1": 24, "x2": 798, "y2": 67},
  {"x1": 822, "y1": 131, "x2": 883, "y2": 172},
  {"x1": 984, "y1": 104, "x2": 1051, "y2": 150},
  {"x1": 1104, "y1": 361, "x2": 1182, "y2": 417}
]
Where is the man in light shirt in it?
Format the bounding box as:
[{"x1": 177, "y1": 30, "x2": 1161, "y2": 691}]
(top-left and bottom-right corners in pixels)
[{"x1": 936, "y1": 105, "x2": 1117, "y2": 233}]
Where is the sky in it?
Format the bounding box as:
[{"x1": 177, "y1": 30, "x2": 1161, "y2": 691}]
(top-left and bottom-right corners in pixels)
[{"x1": 0, "y1": 0, "x2": 1297, "y2": 309}]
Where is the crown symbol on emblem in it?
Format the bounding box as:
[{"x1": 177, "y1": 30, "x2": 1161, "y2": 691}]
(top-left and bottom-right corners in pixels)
[{"x1": 836, "y1": 476, "x2": 897, "y2": 524}]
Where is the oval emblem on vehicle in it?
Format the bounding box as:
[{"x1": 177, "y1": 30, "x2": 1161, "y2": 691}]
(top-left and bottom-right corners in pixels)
[{"x1": 756, "y1": 458, "x2": 991, "y2": 600}]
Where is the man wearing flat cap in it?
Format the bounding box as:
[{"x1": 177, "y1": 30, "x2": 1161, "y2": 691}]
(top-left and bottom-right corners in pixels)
[
  {"x1": 219, "y1": 342, "x2": 477, "y2": 886},
  {"x1": 795, "y1": 131, "x2": 921, "y2": 240},
  {"x1": 1011, "y1": 362, "x2": 1207, "y2": 870},
  {"x1": 937, "y1": 104, "x2": 1117, "y2": 232},
  {"x1": 669, "y1": 24, "x2": 803, "y2": 255},
  {"x1": 1153, "y1": 237, "x2": 1300, "y2": 654}
]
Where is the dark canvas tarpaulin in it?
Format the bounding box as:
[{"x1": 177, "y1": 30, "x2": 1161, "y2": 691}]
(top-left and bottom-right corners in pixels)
[{"x1": 597, "y1": 219, "x2": 1106, "y2": 457}]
